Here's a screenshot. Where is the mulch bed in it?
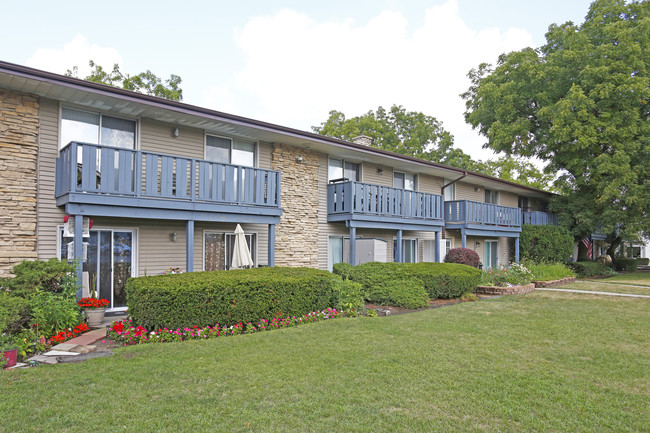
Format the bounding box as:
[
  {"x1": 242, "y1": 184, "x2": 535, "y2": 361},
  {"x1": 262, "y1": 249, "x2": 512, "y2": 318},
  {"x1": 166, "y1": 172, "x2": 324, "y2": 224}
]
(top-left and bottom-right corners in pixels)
[{"x1": 367, "y1": 297, "x2": 489, "y2": 316}]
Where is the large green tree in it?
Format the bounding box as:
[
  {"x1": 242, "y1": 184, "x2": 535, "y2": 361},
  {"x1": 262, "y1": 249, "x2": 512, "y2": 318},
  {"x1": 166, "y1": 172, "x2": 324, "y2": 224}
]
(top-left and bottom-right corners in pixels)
[
  {"x1": 462, "y1": 0, "x2": 649, "y2": 253},
  {"x1": 66, "y1": 60, "x2": 183, "y2": 101},
  {"x1": 313, "y1": 105, "x2": 554, "y2": 190}
]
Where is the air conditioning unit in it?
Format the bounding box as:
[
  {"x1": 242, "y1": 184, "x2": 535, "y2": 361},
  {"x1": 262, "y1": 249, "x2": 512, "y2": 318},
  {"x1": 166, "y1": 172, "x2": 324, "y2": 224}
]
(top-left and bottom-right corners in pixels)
[{"x1": 343, "y1": 238, "x2": 387, "y2": 265}]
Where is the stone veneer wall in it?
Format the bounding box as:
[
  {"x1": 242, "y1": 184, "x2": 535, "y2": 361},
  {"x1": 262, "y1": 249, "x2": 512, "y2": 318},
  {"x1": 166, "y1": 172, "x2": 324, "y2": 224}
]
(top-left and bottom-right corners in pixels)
[
  {"x1": 271, "y1": 143, "x2": 319, "y2": 267},
  {"x1": 0, "y1": 90, "x2": 39, "y2": 276}
]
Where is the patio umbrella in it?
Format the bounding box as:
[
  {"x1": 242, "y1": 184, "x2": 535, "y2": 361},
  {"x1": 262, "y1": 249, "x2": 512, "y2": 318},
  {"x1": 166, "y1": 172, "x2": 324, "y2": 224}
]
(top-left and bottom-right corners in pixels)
[{"x1": 231, "y1": 224, "x2": 254, "y2": 269}]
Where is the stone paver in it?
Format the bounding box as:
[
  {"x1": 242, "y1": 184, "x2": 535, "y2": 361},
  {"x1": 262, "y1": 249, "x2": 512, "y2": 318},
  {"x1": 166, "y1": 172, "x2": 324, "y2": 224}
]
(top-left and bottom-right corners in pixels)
[
  {"x1": 50, "y1": 343, "x2": 78, "y2": 352},
  {"x1": 6, "y1": 362, "x2": 28, "y2": 369},
  {"x1": 29, "y1": 355, "x2": 57, "y2": 365},
  {"x1": 537, "y1": 288, "x2": 650, "y2": 298},
  {"x1": 43, "y1": 350, "x2": 80, "y2": 357}
]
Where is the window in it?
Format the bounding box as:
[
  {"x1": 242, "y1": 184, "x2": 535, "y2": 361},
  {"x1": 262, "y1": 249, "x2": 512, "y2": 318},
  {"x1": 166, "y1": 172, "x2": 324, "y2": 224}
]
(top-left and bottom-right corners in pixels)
[
  {"x1": 443, "y1": 180, "x2": 455, "y2": 201},
  {"x1": 204, "y1": 231, "x2": 257, "y2": 271},
  {"x1": 484, "y1": 240, "x2": 498, "y2": 268},
  {"x1": 60, "y1": 107, "x2": 135, "y2": 149},
  {"x1": 328, "y1": 236, "x2": 344, "y2": 271},
  {"x1": 485, "y1": 189, "x2": 499, "y2": 204},
  {"x1": 393, "y1": 238, "x2": 418, "y2": 263},
  {"x1": 443, "y1": 239, "x2": 452, "y2": 256},
  {"x1": 394, "y1": 171, "x2": 416, "y2": 191},
  {"x1": 328, "y1": 158, "x2": 359, "y2": 182},
  {"x1": 206, "y1": 135, "x2": 255, "y2": 167},
  {"x1": 518, "y1": 197, "x2": 530, "y2": 212}
]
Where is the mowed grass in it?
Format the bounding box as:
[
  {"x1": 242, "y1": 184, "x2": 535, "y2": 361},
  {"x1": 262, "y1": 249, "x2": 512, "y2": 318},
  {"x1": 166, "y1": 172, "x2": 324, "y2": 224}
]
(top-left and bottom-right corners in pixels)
[
  {"x1": 1, "y1": 291, "x2": 648, "y2": 433},
  {"x1": 597, "y1": 271, "x2": 650, "y2": 287}
]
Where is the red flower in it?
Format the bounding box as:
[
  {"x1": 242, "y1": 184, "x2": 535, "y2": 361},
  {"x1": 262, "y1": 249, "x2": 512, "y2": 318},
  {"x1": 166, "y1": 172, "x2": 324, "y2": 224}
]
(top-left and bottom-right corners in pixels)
[{"x1": 77, "y1": 297, "x2": 110, "y2": 309}]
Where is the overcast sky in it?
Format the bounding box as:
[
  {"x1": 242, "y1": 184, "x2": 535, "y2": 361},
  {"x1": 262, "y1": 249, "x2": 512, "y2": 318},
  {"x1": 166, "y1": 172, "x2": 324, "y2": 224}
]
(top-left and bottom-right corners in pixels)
[{"x1": 2, "y1": 0, "x2": 594, "y2": 160}]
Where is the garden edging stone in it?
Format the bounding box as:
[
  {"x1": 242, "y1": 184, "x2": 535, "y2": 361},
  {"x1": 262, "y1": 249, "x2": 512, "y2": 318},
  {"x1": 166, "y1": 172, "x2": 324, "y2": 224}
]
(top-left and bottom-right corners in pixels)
[
  {"x1": 475, "y1": 283, "x2": 536, "y2": 296},
  {"x1": 533, "y1": 277, "x2": 576, "y2": 288}
]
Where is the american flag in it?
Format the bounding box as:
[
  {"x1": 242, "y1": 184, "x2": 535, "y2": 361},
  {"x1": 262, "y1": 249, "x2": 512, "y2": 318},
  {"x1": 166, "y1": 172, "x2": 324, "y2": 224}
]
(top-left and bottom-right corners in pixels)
[{"x1": 582, "y1": 238, "x2": 593, "y2": 260}]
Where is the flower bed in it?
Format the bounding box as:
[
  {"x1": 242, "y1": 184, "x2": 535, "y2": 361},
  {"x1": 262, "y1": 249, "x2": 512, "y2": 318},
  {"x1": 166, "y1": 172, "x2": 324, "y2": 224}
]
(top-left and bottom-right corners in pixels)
[
  {"x1": 475, "y1": 283, "x2": 536, "y2": 296},
  {"x1": 532, "y1": 277, "x2": 576, "y2": 288},
  {"x1": 49, "y1": 323, "x2": 90, "y2": 344},
  {"x1": 107, "y1": 308, "x2": 344, "y2": 346}
]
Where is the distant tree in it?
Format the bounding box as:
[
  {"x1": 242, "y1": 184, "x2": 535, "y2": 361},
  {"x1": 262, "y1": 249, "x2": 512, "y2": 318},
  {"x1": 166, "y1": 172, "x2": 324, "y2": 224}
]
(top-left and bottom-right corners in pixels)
[
  {"x1": 462, "y1": 0, "x2": 649, "y2": 253},
  {"x1": 313, "y1": 105, "x2": 553, "y2": 190},
  {"x1": 66, "y1": 60, "x2": 183, "y2": 101}
]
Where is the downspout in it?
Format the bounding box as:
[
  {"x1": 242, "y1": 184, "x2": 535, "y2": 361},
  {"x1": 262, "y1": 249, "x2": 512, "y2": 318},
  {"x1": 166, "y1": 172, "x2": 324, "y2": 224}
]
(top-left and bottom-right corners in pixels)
[{"x1": 441, "y1": 172, "x2": 467, "y2": 239}]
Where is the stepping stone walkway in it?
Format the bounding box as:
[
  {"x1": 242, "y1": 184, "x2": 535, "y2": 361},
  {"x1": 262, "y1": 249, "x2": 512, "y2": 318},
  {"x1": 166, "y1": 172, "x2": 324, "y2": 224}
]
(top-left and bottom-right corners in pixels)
[{"x1": 13, "y1": 328, "x2": 109, "y2": 368}]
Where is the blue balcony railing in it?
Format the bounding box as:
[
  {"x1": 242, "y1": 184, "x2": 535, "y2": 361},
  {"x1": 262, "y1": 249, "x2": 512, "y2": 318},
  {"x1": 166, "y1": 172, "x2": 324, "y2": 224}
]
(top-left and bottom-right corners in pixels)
[
  {"x1": 523, "y1": 211, "x2": 558, "y2": 226},
  {"x1": 444, "y1": 200, "x2": 521, "y2": 227},
  {"x1": 327, "y1": 181, "x2": 444, "y2": 222},
  {"x1": 55, "y1": 142, "x2": 281, "y2": 209}
]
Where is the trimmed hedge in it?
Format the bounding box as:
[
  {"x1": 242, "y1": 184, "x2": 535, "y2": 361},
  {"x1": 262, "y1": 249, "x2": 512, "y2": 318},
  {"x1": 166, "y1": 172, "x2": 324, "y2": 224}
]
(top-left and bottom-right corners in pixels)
[
  {"x1": 612, "y1": 258, "x2": 638, "y2": 272},
  {"x1": 567, "y1": 261, "x2": 613, "y2": 277},
  {"x1": 638, "y1": 258, "x2": 649, "y2": 266},
  {"x1": 126, "y1": 267, "x2": 340, "y2": 329},
  {"x1": 0, "y1": 293, "x2": 31, "y2": 334},
  {"x1": 333, "y1": 262, "x2": 481, "y2": 302},
  {"x1": 519, "y1": 225, "x2": 573, "y2": 263},
  {"x1": 367, "y1": 279, "x2": 429, "y2": 309},
  {"x1": 6, "y1": 259, "x2": 77, "y2": 298}
]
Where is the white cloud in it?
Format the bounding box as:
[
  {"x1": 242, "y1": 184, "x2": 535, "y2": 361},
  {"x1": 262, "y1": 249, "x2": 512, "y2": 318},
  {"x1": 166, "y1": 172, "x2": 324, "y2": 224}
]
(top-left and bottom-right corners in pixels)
[
  {"x1": 26, "y1": 34, "x2": 122, "y2": 77},
  {"x1": 210, "y1": 0, "x2": 533, "y2": 160}
]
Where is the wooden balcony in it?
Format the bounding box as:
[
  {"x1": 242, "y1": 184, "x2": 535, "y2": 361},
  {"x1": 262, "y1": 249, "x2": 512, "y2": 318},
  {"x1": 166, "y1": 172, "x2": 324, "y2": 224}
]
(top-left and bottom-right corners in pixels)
[
  {"x1": 444, "y1": 200, "x2": 522, "y2": 236},
  {"x1": 327, "y1": 180, "x2": 444, "y2": 230},
  {"x1": 55, "y1": 142, "x2": 282, "y2": 224},
  {"x1": 523, "y1": 211, "x2": 558, "y2": 226}
]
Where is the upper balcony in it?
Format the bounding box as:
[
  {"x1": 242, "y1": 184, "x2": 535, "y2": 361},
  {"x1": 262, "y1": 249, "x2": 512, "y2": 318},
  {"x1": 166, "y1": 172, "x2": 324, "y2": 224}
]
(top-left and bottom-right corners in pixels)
[
  {"x1": 444, "y1": 200, "x2": 522, "y2": 235},
  {"x1": 55, "y1": 142, "x2": 282, "y2": 223},
  {"x1": 523, "y1": 211, "x2": 558, "y2": 226},
  {"x1": 327, "y1": 180, "x2": 444, "y2": 230}
]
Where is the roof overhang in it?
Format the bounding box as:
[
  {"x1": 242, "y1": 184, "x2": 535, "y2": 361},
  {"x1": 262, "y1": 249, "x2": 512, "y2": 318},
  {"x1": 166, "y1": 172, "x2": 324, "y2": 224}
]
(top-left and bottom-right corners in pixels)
[{"x1": 0, "y1": 60, "x2": 552, "y2": 199}]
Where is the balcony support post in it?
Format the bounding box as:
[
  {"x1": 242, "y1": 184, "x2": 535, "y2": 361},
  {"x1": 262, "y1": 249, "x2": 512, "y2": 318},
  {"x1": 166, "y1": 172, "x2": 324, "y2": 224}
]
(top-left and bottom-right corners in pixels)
[
  {"x1": 435, "y1": 231, "x2": 440, "y2": 263},
  {"x1": 515, "y1": 237, "x2": 520, "y2": 263},
  {"x1": 396, "y1": 229, "x2": 402, "y2": 263},
  {"x1": 268, "y1": 224, "x2": 275, "y2": 267},
  {"x1": 74, "y1": 214, "x2": 83, "y2": 299},
  {"x1": 186, "y1": 220, "x2": 194, "y2": 272},
  {"x1": 461, "y1": 227, "x2": 467, "y2": 248},
  {"x1": 349, "y1": 226, "x2": 357, "y2": 266}
]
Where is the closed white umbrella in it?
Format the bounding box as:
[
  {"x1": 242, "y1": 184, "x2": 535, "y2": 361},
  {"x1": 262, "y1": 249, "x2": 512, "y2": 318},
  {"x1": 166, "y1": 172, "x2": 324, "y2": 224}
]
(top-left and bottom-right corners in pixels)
[{"x1": 231, "y1": 224, "x2": 254, "y2": 269}]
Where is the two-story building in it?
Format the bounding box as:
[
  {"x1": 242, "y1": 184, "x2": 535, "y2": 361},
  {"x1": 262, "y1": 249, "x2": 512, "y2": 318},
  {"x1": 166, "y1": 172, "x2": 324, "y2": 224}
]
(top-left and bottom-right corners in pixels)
[{"x1": 0, "y1": 61, "x2": 556, "y2": 311}]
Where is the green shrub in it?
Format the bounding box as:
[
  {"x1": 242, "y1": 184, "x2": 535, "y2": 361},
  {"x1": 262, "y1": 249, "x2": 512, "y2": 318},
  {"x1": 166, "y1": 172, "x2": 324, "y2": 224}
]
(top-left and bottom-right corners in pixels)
[
  {"x1": 444, "y1": 248, "x2": 480, "y2": 267},
  {"x1": 366, "y1": 279, "x2": 429, "y2": 309},
  {"x1": 522, "y1": 261, "x2": 576, "y2": 281},
  {"x1": 332, "y1": 262, "x2": 354, "y2": 280},
  {"x1": 6, "y1": 259, "x2": 78, "y2": 297},
  {"x1": 567, "y1": 261, "x2": 614, "y2": 277},
  {"x1": 638, "y1": 258, "x2": 649, "y2": 266},
  {"x1": 126, "y1": 267, "x2": 340, "y2": 329},
  {"x1": 518, "y1": 225, "x2": 573, "y2": 263},
  {"x1": 331, "y1": 279, "x2": 365, "y2": 313},
  {"x1": 333, "y1": 262, "x2": 481, "y2": 302},
  {"x1": 612, "y1": 258, "x2": 638, "y2": 272},
  {"x1": 29, "y1": 291, "x2": 82, "y2": 335},
  {"x1": 0, "y1": 293, "x2": 31, "y2": 334}
]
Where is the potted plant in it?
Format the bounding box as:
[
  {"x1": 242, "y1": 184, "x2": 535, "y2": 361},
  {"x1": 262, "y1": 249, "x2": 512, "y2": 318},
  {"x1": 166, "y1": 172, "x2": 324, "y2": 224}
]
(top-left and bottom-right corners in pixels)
[
  {"x1": 1, "y1": 334, "x2": 18, "y2": 369},
  {"x1": 77, "y1": 297, "x2": 110, "y2": 328}
]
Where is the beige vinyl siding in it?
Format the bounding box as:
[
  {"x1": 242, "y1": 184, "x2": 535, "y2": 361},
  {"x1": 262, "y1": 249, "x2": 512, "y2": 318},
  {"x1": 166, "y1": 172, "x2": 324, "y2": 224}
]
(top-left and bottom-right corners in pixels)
[
  {"x1": 139, "y1": 118, "x2": 204, "y2": 158},
  {"x1": 418, "y1": 173, "x2": 443, "y2": 195},
  {"x1": 455, "y1": 181, "x2": 483, "y2": 201},
  {"x1": 258, "y1": 141, "x2": 272, "y2": 169},
  {"x1": 36, "y1": 98, "x2": 65, "y2": 259},
  {"x1": 361, "y1": 161, "x2": 393, "y2": 186},
  {"x1": 499, "y1": 191, "x2": 518, "y2": 207}
]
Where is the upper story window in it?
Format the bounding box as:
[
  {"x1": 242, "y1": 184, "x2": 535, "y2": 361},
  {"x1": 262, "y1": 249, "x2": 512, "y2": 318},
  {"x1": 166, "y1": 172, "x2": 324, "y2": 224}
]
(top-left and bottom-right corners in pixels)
[
  {"x1": 394, "y1": 171, "x2": 416, "y2": 191},
  {"x1": 443, "y1": 180, "x2": 455, "y2": 201},
  {"x1": 60, "y1": 107, "x2": 136, "y2": 150},
  {"x1": 518, "y1": 197, "x2": 530, "y2": 212},
  {"x1": 206, "y1": 135, "x2": 255, "y2": 167},
  {"x1": 328, "y1": 158, "x2": 359, "y2": 182},
  {"x1": 485, "y1": 189, "x2": 499, "y2": 204}
]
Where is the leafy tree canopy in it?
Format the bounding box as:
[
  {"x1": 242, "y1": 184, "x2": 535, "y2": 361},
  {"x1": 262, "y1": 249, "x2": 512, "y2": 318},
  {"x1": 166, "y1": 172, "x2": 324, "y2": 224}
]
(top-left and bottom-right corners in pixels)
[
  {"x1": 66, "y1": 60, "x2": 183, "y2": 101},
  {"x1": 462, "y1": 0, "x2": 649, "y2": 249},
  {"x1": 313, "y1": 105, "x2": 554, "y2": 190}
]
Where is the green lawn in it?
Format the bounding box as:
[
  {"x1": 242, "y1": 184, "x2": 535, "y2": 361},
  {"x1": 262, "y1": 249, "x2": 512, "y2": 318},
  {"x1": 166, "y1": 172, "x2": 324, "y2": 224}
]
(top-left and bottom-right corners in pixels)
[
  {"x1": 562, "y1": 280, "x2": 650, "y2": 296},
  {"x1": 596, "y1": 271, "x2": 650, "y2": 287},
  {"x1": 1, "y1": 291, "x2": 648, "y2": 432}
]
